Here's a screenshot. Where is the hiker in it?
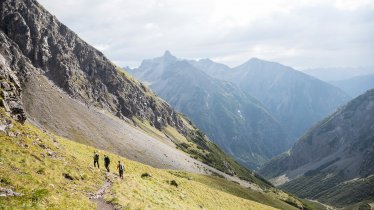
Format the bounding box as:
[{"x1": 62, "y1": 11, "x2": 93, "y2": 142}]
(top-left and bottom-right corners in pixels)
[
  {"x1": 104, "y1": 155, "x2": 110, "y2": 172},
  {"x1": 117, "y1": 161, "x2": 124, "y2": 179},
  {"x1": 94, "y1": 151, "x2": 99, "y2": 168}
]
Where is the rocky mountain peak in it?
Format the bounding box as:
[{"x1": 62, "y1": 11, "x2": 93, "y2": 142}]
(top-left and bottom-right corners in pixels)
[
  {"x1": 162, "y1": 50, "x2": 177, "y2": 62},
  {"x1": 163, "y1": 50, "x2": 173, "y2": 57}
]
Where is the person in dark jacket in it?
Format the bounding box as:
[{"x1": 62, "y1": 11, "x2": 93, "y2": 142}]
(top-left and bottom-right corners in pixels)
[
  {"x1": 93, "y1": 151, "x2": 99, "y2": 168},
  {"x1": 104, "y1": 155, "x2": 110, "y2": 172}
]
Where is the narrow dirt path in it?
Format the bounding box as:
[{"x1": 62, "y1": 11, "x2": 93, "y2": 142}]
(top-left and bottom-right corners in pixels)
[{"x1": 89, "y1": 173, "x2": 116, "y2": 210}]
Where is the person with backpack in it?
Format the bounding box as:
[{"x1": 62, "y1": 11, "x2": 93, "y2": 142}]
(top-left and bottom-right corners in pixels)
[
  {"x1": 117, "y1": 161, "x2": 124, "y2": 179},
  {"x1": 93, "y1": 151, "x2": 100, "y2": 168},
  {"x1": 104, "y1": 155, "x2": 111, "y2": 172}
]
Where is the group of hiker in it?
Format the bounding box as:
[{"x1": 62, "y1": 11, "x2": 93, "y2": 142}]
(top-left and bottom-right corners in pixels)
[{"x1": 93, "y1": 151, "x2": 124, "y2": 179}]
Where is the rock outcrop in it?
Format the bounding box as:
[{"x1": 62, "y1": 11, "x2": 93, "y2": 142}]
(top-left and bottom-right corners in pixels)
[{"x1": 0, "y1": 31, "x2": 27, "y2": 123}]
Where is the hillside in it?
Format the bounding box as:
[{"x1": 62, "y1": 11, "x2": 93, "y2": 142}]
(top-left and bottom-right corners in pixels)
[
  {"x1": 259, "y1": 89, "x2": 374, "y2": 208},
  {"x1": 0, "y1": 0, "x2": 265, "y2": 183},
  {"x1": 193, "y1": 58, "x2": 350, "y2": 139},
  {"x1": 129, "y1": 52, "x2": 291, "y2": 169},
  {"x1": 0, "y1": 110, "x2": 320, "y2": 210},
  {"x1": 330, "y1": 74, "x2": 374, "y2": 98}
]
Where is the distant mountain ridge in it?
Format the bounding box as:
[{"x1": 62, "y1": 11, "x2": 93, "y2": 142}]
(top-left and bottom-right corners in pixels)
[
  {"x1": 191, "y1": 57, "x2": 351, "y2": 139},
  {"x1": 259, "y1": 89, "x2": 374, "y2": 208},
  {"x1": 129, "y1": 52, "x2": 291, "y2": 169},
  {"x1": 330, "y1": 74, "x2": 374, "y2": 98},
  {"x1": 303, "y1": 66, "x2": 374, "y2": 81}
]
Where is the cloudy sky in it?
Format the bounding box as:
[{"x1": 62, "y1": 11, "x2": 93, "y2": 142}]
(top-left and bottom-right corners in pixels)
[{"x1": 38, "y1": 0, "x2": 374, "y2": 69}]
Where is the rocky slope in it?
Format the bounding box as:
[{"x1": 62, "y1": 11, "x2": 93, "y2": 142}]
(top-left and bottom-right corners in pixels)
[
  {"x1": 0, "y1": 0, "x2": 264, "y2": 184},
  {"x1": 129, "y1": 52, "x2": 291, "y2": 169},
  {"x1": 259, "y1": 89, "x2": 374, "y2": 208},
  {"x1": 193, "y1": 58, "x2": 350, "y2": 139},
  {"x1": 0, "y1": 32, "x2": 26, "y2": 123}
]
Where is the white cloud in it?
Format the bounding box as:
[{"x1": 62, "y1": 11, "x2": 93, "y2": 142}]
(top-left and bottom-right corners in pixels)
[
  {"x1": 334, "y1": 0, "x2": 374, "y2": 11},
  {"x1": 38, "y1": 0, "x2": 374, "y2": 69}
]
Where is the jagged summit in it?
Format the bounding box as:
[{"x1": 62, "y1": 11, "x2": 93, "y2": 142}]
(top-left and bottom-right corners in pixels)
[
  {"x1": 163, "y1": 50, "x2": 174, "y2": 57},
  {"x1": 162, "y1": 50, "x2": 177, "y2": 61}
]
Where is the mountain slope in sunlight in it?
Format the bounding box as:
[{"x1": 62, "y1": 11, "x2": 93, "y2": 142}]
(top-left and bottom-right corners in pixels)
[{"x1": 0, "y1": 111, "x2": 312, "y2": 210}]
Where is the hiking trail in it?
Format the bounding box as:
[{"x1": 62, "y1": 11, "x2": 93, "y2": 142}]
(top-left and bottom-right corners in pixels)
[{"x1": 89, "y1": 172, "x2": 116, "y2": 210}]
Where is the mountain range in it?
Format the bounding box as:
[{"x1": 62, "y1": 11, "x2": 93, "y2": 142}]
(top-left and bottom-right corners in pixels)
[
  {"x1": 129, "y1": 52, "x2": 351, "y2": 169},
  {"x1": 259, "y1": 89, "x2": 374, "y2": 208},
  {"x1": 191, "y1": 57, "x2": 351, "y2": 139},
  {"x1": 128, "y1": 52, "x2": 291, "y2": 169}
]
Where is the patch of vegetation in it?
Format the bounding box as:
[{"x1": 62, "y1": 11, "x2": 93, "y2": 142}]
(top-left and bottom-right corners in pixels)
[
  {"x1": 282, "y1": 171, "x2": 346, "y2": 199},
  {"x1": 141, "y1": 173, "x2": 151, "y2": 179}
]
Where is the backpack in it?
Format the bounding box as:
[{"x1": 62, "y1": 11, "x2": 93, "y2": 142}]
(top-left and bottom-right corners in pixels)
[
  {"x1": 119, "y1": 163, "x2": 124, "y2": 171},
  {"x1": 94, "y1": 154, "x2": 99, "y2": 161}
]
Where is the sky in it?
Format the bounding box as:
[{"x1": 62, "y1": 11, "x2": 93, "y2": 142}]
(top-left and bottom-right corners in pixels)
[{"x1": 38, "y1": 0, "x2": 374, "y2": 69}]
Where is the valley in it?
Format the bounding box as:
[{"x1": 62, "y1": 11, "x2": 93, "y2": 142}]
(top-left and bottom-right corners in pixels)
[{"x1": 0, "y1": 0, "x2": 373, "y2": 209}]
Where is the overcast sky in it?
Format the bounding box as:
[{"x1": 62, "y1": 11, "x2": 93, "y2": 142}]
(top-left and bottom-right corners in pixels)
[{"x1": 38, "y1": 0, "x2": 374, "y2": 69}]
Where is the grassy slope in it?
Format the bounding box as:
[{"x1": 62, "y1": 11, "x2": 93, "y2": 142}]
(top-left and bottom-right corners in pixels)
[{"x1": 0, "y1": 113, "x2": 306, "y2": 209}]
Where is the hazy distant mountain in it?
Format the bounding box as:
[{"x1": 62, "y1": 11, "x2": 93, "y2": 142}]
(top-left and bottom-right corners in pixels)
[
  {"x1": 303, "y1": 67, "x2": 374, "y2": 81},
  {"x1": 129, "y1": 52, "x2": 291, "y2": 169},
  {"x1": 330, "y1": 74, "x2": 374, "y2": 98},
  {"x1": 259, "y1": 89, "x2": 374, "y2": 208},
  {"x1": 189, "y1": 58, "x2": 231, "y2": 78},
  {"x1": 194, "y1": 58, "x2": 350, "y2": 139}
]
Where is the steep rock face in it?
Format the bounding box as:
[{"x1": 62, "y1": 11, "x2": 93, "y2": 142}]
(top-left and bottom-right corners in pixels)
[
  {"x1": 129, "y1": 53, "x2": 290, "y2": 169},
  {"x1": 0, "y1": 0, "x2": 183, "y2": 132},
  {"x1": 259, "y1": 89, "x2": 374, "y2": 207},
  {"x1": 0, "y1": 31, "x2": 28, "y2": 123}
]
